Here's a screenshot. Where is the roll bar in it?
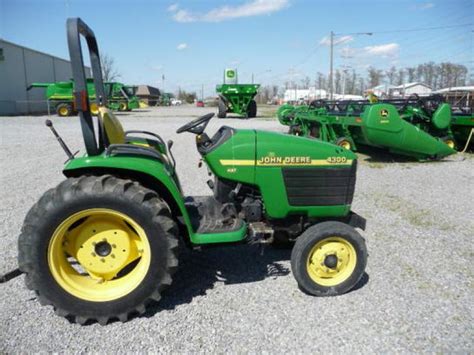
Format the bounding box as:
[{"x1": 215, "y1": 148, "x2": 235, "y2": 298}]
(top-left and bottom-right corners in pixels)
[{"x1": 66, "y1": 17, "x2": 106, "y2": 156}]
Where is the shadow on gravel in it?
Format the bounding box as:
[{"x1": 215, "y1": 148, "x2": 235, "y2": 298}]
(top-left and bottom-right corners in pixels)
[
  {"x1": 357, "y1": 146, "x2": 457, "y2": 164},
  {"x1": 145, "y1": 244, "x2": 292, "y2": 316},
  {"x1": 349, "y1": 272, "x2": 369, "y2": 293}
]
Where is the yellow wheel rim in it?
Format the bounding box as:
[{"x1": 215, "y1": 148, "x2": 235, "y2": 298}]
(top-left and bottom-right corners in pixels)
[
  {"x1": 90, "y1": 103, "x2": 99, "y2": 116},
  {"x1": 444, "y1": 139, "x2": 455, "y2": 149},
  {"x1": 48, "y1": 208, "x2": 151, "y2": 302},
  {"x1": 119, "y1": 103, "x2": 127, "y2": 111},
  {"x1": 306, "y1": 237, "x2": 357, "y2": 287},
  {"x1": 339, "y1": 140, "x2": 351, "y2": 150},
  {"x1": 58, "y1": 107, "x2": 69, "y2": 116}
]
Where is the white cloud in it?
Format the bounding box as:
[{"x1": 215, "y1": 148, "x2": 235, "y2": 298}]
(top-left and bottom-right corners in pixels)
[
  {"x1": 150, "y1": 64, "x2": 163, "y2": 71},
  {"x1": 319, "y1": 35, "x2": 354, "y2": 46},
  {"x1": 229, "y1": 60, "x2": 241, "y2": 66},
  {"x1": 169, "y1": 0, "x2": 289, "y2": 23},
  {"x1": 167, "y1": 3, "x2": 179, "y2": 12},
  {"x1": 176, "y1": 43, "x2": 188, "y2": 50},
  {"x1": 414, "y1": 2, "x2": 435, "y2": 10},
  {"x1": 364, "y1": 43, "x2": 399, "y2": 57}
]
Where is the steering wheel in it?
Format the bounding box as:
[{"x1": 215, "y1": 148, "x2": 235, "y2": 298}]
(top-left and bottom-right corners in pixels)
[{"x1": 176, "y1": 113, "x2": 215, "y2": 134}]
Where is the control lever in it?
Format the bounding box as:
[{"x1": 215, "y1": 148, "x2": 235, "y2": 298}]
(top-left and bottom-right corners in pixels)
[
  {"x1": 167, "y1": 140, "x2": 176, "y2": 168},
  {"x1": 45, "y1": 119, "x2": 77, "y2": 162}
]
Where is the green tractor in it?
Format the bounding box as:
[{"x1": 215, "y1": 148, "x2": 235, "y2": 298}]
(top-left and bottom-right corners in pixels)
[
  {"x1": 18, "y1": 18, "x2": 368, "y2": 325},
  {"x1": 28, "y1": 80, "x2": 139, "y2": 117},
  {"x1": 216, "y1": 69, "x2": 260, "y2": 118}
]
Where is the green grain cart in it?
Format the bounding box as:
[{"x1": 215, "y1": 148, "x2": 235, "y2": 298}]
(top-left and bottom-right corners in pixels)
[
  {"x1": 28, "y1": 79, "x2": 139, "y2": 117},
  {"x1": 278, "y1": 95, "x2": 457, "y2": 160},
  {"x1": 216, "y1": 69, "x2": 260, "y2": 118}
]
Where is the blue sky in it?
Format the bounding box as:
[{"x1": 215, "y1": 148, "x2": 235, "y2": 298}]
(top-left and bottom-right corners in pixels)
[{"x1": 1, "y1": 0, "x2": 472, "y2": 96}]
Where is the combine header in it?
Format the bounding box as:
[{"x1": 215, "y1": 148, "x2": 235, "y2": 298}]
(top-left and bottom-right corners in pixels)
[{"x1": 278, "y1": 95, "x2": 460, "y2": 160}]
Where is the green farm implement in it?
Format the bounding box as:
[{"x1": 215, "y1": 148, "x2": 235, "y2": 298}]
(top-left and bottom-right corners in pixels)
[
  {"x1": 28, "y1": 80, "x2": 139, "y2": 117},
  {"x1": 17, "y1": 18, "x2": 368, "y2": 325},
  {"x1": 450, "y1": 107, "x2": 474, "y2": 150},
  {"x1": 216, "y1": 69, "x2": 260, "y2": 118},
  {"x1": 278, "y1": 95, "x2": 459, "y2": 160}
]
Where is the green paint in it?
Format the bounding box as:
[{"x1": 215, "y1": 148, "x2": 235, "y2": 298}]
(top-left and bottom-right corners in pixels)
[
  {"x1": 216, "y1": 84, "x2": 260, "y2": 117},
  {"x1": 63, "y1": 154, "x2": 248, "y2": 245},
  {"x1": 203, "y1": 129, "x2": 355, "y2": 218},
  {"x1": 279, "y1": 102, "x2": 457, "y2": 160},
  {"x1": 28, "y1": 79, "x2": 140, "y2": 114}
]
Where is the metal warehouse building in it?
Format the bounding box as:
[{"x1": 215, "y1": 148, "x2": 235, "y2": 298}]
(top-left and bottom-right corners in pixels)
[{"x1": 0, "y1": 39, "x2": 90, "y2": 115}]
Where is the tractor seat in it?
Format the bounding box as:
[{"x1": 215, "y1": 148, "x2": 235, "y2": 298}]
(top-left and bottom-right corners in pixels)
[{"x1": 97, "y1": 107, "x2": 169, "y2": 162}]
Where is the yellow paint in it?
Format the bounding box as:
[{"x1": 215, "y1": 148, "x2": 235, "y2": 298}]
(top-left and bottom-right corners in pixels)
[
  {"x1": 306, "y1": 236, "x2": 357, "y2": 287},
  {"x1": 90, "y1": 103, "x2": 99, "y2": 116},
  {"x1": 338, "y1": 140, "x2": 352, "y2": 150},
  {"x1": 444, "y1": 139, "x2": 455, "y2": 149},
  {"x1": 98, "y1": 107, "x2": 126, "y2": 144},
  {"x1": 219, "y1": 159, "x2": 255, "y2": 166},
  {"x1": 58, "y1": 106, "x2": 69, "y2": 116},
  {"x1": 219, "y1": 158, "x2": 353, "y2": 167},
  {"x1": 48, "y1": 208, "x2": 151, "y2": 302}
]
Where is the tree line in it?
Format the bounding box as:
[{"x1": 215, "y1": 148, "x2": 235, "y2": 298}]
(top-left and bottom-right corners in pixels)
[{"x1": 256, "y1": 61, "x2": 470, "y2": 103}]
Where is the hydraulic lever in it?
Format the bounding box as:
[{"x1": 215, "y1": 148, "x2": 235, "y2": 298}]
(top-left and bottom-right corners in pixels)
[{"x1": 45, "y1": 119, "x2": 77, "y2": 162}]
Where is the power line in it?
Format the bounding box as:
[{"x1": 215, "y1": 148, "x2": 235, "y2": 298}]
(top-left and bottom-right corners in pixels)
[{"x1": 368, "y1": 23, "x2": 473, "y2": 35}]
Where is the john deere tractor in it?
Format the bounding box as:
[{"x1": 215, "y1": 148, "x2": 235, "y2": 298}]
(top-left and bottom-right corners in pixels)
[{"x1": 18, "y1": 18, "x2": 368, "y2": 325}]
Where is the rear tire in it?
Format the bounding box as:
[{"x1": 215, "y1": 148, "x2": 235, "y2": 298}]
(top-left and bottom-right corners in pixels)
[
  {"x1": 18, "y1": 175, "x2": 179, "y2": 325},
  {"x1": 441, "y1": 136, "x2": 456, "y2": 150},
  {"x1": 118, "y1": 102, "x2": 128, "y2": 111},
  {"x1": 217, "y1": 99, "x2": 227, "y2": 118},
  {"x1": 247, "y1": 100, "x2": 257, "y2": 118},
  {"x1": 336, "y1": 137, "x2": 353, "y2": 150},
  {"x1": 291, "y1": 221, "x2": 367, "y2": 296},
  {"x1": 56, "y1": 103, "x2": 73, "y2": 117}
]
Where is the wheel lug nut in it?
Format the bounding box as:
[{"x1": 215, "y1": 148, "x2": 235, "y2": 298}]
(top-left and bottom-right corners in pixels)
[
  {"x1": 100, "y1": 258, "x2": 105, "y2": 263},
  {"x1": 111, "y1": 254, "x2": 115, "y2": 259},
  {"x1": 112, "y1": 244, "x2": 116, "y2": 248},
  {"x1": 91, "y1": 252, "x2": 96, "y2": 257}
]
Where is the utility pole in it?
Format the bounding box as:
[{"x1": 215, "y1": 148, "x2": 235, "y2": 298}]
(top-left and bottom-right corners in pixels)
[
  {"x1": 201, "y1": 84, "x2": 204, "y2": 100},
  {"x1": 329, "y1": 31, "x2": 334, "y2": 100},
  {"x1": 329, "y1": 31, "x2": 372, "y2": 100},
  {"x1": 251, "y1": 73, "x2": 254, "y2": 84},
  {"x1": 161, "y1": 74, "x2": 165, "y2": 93}
]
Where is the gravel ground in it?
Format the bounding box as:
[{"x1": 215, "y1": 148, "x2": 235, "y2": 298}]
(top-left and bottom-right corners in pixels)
[{"x1": 1, "y1": 106, "x2": 473, "y2": 353}]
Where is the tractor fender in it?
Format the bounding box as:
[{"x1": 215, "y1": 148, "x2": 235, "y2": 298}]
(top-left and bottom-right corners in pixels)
[{"x1": 62, "y1": 155, "x2": 194, "y2": 237}]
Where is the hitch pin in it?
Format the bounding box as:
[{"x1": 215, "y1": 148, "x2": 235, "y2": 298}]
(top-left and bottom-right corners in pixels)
[{"x1": 45, "y1": 119, "x2": 76, "y2": 162}]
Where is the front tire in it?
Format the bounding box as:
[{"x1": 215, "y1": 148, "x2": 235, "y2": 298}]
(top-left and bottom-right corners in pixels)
[
  {"x1": 18, "y1": 175, "x2": 179, "y2": 325},
  {"x1": 56, "y1": 103, "x2": 73, "y2": 117},
  {"x1": 217, "y1": 98, "x2": 227, "y2": 118},
  {"x1": 247, "y1": 100, "x2": 257, "y2": 118},
  {"x1": 291, "y1": 221, "x2": 367, "y2": 296}
]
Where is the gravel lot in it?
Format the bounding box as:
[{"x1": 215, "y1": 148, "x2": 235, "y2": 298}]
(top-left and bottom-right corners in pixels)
[{"x1": 1, "y1": 105, "x2": 473, "y2": 353}]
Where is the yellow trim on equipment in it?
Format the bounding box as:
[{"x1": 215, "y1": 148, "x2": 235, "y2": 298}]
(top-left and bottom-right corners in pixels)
[
  {"x1": 306, "y1": 236, "x2": 357, "y2": 287},
  {"x1": 98, "y1": 107, "x2": 126, "y2": 144},
  {"x1": 48, "y1": 208, "x2": 151, "y2": 302},
  {"x1": 219, "y1": 159, "x2": 353, "y2": 167}
]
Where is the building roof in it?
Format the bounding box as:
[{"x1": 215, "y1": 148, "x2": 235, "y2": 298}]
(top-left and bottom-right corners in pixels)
[
  {"x1": 371, "y1": 84, "x2": 395, "y2": 90},
  {"x1": 392, "y1": 82, "x2": 431, "y2": 89},
  {"x1": 434, "y1": 86, "x2": 474, "y2": 93},
  {"x1": 136, "y1": 85, "x2": 161, "y2": 97},
  {"x1": 0, "y1": 38, "x2": 87, "y2": 66}
]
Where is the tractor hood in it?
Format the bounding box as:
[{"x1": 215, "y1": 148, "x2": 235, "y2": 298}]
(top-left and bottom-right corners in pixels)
[{"x1": 204, "y1": 128, "x2": 357, "y2": 218}]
